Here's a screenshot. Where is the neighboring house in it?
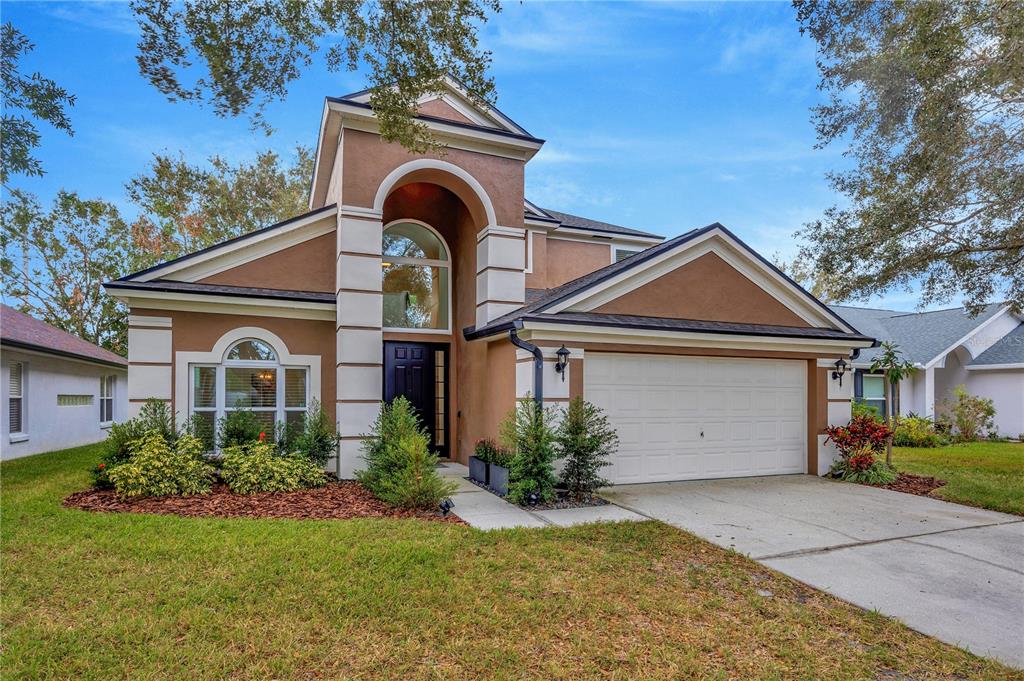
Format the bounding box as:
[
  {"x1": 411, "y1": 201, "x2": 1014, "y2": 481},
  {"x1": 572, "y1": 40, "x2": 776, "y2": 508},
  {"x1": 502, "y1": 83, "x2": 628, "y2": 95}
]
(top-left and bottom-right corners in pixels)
[
  {"x1": 104, "y1": 79, "x2": 874, "y2": 483},
  {"x1": 831, "y1": 304, "x2": 1024, "y2": 437},
  {"x1": 1, "y1": 305, "x2": 128, "y2": 460}
]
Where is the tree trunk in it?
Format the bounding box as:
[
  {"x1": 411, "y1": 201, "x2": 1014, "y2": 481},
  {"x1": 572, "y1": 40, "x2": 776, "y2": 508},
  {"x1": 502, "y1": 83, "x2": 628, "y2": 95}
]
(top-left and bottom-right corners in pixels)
[{"x1": 884, "y1": 379, "x2": 893, "y2": 466}]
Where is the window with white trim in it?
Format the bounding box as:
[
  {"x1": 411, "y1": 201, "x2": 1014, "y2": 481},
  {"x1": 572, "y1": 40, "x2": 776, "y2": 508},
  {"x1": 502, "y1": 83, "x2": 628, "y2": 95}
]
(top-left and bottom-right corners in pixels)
[
  {"x1": 100, "y1": 375, "x2": 115, "y2": 424},
  {"x1": 860, "y1": 374, "x2": 887, "y2": 417},
  {"x1": 382, "y1": 221, "x2": 450, "y2": 330},
  {"x1": 189, "y1": 339, "x2": 309, "y2": 448},
  {"x1": 8, "y1": 361, "x2": 25, "y2": 435}
]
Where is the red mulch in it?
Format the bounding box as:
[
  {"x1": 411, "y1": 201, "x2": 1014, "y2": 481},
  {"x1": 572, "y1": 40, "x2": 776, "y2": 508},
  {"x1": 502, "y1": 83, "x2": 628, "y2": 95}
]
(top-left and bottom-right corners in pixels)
[
  {"x1": 870, "y1": 472, "x2": 947, "y2": 498},
  {"x1": 63, "y1": 481, "x2": 466, "y2": 524}
]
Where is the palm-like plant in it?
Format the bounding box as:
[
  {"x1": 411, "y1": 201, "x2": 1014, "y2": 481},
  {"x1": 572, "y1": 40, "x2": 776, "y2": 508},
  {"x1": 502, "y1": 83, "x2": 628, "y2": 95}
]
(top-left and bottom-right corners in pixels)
[{"x1": 869, "y1": 342, "x2": 917, "y2": 465}]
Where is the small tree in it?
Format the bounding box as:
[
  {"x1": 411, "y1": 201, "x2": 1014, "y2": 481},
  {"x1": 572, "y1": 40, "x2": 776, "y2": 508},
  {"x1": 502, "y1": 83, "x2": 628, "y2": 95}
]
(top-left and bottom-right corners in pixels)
[
  {"x1": 501, "y1": 398, "x2": 558, "y2": 505},
  {"x1": 939, "y1": 386, "x2": 996, "y2": 442},
  {"x1": 557, "y1": 397, "x2": 618, "y2": 501},
  {"x1": 869, "y1": 342, "x2": 917, "y2": 465}
]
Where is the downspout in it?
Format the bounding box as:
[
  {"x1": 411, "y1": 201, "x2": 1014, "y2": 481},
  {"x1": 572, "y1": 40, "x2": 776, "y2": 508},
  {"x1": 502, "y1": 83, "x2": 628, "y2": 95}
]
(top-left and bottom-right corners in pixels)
[{"x1": 509, "y1": 326, "x2": 543, "y2": 408}]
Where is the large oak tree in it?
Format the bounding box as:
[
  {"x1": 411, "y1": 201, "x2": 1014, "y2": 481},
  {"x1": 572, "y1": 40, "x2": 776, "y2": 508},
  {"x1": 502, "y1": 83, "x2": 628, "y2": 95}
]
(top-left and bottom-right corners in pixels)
[{"x1": 794, "y1": 1, "x2": 1023, "y2": 313}]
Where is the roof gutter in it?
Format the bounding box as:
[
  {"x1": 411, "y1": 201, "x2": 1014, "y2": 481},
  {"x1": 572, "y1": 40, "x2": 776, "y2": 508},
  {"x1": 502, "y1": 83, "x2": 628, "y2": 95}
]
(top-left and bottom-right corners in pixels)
[
  {"x1": 1, "y1": 339, "x2": 127, "y2": 370},
  {"x1": 508, "y1": 324, "x2": 543, "y2": 408}
]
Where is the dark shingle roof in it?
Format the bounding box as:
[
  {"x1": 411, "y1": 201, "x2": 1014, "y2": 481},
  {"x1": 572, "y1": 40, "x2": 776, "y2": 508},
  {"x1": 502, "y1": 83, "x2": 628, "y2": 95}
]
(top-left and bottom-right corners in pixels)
[
  {"x1": 104, "y1": 280, "x2": 335, "y2": 304},
  {"x1": 0, "y1": 304, "x2": 126, "y2": 367},
  {"x1": 538, "y1": 207, "x2": 662, "y2": 239},
  {"x1": 969, "y1": 323, "x2": 1024, "y2": 366},
  {"x1": 828, "y1": 303, "x2": 1009, "y2": 365}
]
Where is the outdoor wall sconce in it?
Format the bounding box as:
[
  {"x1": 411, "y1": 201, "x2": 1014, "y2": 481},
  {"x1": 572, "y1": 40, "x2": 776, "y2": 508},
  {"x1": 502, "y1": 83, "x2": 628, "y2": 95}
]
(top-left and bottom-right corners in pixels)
[
  {"x1": 554, "y1": 345, "x2": 571, "y2": 381},
  {"x1": 832, "y1": 358, "x2": 848, "y2": 387}
]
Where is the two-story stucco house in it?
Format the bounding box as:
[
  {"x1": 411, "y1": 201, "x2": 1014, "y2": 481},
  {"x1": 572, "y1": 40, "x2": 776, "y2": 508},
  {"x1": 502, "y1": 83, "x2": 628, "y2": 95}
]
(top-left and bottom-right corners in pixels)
[{"x1": 104, "y1": 80, "x2": 875, "y2": 482}]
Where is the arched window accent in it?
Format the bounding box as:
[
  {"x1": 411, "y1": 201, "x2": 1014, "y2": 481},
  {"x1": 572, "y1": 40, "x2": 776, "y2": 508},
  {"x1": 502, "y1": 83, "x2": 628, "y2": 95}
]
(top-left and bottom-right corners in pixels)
[
  {"x1": 382, "y1": 221, "x2": 450, "y2": 331},
  {"x1": 190, "y1": 336, "x2": 309, "y2": 449}
]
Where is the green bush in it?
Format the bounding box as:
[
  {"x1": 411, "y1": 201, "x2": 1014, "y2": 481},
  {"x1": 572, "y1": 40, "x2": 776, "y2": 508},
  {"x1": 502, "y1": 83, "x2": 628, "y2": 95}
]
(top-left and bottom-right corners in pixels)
[
  {"x1": 557, "y1": 397, "x2": 617, "y2": 501},
  {"x1": 938, "y1": 385, "x2": 996, "y2": 442},
  {"x1": 892, "y1": 416, "x2": 944, "y2": 448},
  {"x1": 217, "y1": 404, "x2": 267, "y2": 449},
  {"x1": 284, "y1": 399, "x2": 339, "y2": 466},
  {"x1": 473, "y1": 438, "x2": 499, "y2": 463},
  {"x1": 221, "y1": 441, "x2": 326, "y2": 494},
  {"x1": 501, "y1": 399, "x2": 559, "y2": 505},
  {"x1": 852, "y1": 399, "x2": 882, "y2": 422},
  {"x1": 107, "y1": 431, "x2": 215, "y2": 499},
  {"x1": 93, "y1": 398, "x2": 177, "y2": 488},
  {"x1": 357, "y1": 397, "x2": 456, "y2": 510}
]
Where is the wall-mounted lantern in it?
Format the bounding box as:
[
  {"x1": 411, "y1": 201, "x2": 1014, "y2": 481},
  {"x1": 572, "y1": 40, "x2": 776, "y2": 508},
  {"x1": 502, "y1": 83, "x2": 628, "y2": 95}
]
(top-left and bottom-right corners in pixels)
[
  {"x1": 554, "y1": 345, "x2": 571, "y2": 381},
  {"x1": 831, "y1": 358, "x2": 848, "y2": 387}
]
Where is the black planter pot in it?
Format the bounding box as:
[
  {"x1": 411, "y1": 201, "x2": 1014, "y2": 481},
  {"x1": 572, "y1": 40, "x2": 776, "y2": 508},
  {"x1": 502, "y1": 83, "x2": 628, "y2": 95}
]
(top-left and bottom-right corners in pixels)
[
  {"x1": 468, "y1": 456, "x2": 489, "y2": 485},
  {"x1": 489, "y1": 463, "x2": 509, "y2": 496}
]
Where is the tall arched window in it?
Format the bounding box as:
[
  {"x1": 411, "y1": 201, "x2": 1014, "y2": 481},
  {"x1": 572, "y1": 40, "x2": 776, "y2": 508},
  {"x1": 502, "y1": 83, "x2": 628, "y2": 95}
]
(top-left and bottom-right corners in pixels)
[
  {"x1": 382, "y1": 221, "x2": 450, "y2": 330},
  {"x1": 190, "y1": 338, "x2": 309, "y2": 448}
]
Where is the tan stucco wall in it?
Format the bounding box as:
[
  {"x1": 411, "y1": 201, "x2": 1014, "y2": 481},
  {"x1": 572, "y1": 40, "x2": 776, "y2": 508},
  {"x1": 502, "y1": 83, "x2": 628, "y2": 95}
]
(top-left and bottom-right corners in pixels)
[
  {"x1": 525, "y1": 231, "x2": 549, "y2": 289},
  {"x1": 131, "y1": 307, "x2": 336, "y2": 424},
  {"x1": 416, "y1": 99, "x2": 476, "y2": 125},
  {"x1": 341, "y1": 129, "x2": 525, "y2": 227},
  {"x1": 199, "y1": 232, "x2": 336, "y2": 293},
  {"x1": 545, "y1": 238, "x2": 611, "y2": 288},
  {"x1": 592, "y1": 252, "x2": 811, "y2": 327}
]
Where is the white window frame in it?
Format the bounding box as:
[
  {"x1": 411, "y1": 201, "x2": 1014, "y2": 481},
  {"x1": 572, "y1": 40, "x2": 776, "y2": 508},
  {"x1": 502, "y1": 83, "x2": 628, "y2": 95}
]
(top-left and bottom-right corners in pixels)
[
  {"x1": 99, "y1": 375, "x2": 115, "y2": 426},
  {"x1": 861, "y1": 373, "x2": 887, "y2": 416},
  {"x1": 188, "y1": 339, "x2": 310, "y2": 448},
  {"x1": 8, "y1": 360, "x2": 27, "y2": 441},
  {"x1": 381, "y1": 219, "x2": 453, "y2": 334}
]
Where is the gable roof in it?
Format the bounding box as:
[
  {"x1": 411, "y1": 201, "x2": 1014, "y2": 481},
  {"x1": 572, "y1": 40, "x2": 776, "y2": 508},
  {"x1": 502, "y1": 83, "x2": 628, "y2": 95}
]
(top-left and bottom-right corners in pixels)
[
  {"x1": 968, "y1": 322, "x2": 1024, "y2": 367},
  {"x1": 1, "y1": 304, "x2": 126, "y2": 368},
  {"x1": 468, "y1": 223, "x2": 863, "y2": 340},
  {"x1": 540, "y1": 208, "x2": 662, "y2": 239},
  {"x1": 828, "y1": 303, "x2": 1009, "y2": 366}
]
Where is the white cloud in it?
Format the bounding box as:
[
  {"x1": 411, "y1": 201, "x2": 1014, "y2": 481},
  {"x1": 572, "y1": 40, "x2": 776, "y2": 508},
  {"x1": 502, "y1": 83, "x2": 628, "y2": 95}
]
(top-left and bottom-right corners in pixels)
[{"x1": 46, "y1": 1, "x2": 140, "y2": 37}]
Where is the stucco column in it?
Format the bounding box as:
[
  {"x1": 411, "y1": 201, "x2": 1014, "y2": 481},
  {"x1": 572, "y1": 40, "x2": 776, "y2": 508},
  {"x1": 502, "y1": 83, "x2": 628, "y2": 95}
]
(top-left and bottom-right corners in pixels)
[
  {"x1": 476, "y1": 226, "x2": 526, "y2": 328},
  {"x1": 127, "y1": 314, "x2": 173, "y2": 420},
  {"x1": 815, "y1": 358, "x2": 853, "y2": 476},
  {"x1": 335, "y1": 206, "x2": 384, "y2": 478},
  {"x1": 924, "y1": 366, "x2": 936, "y2": 418}
]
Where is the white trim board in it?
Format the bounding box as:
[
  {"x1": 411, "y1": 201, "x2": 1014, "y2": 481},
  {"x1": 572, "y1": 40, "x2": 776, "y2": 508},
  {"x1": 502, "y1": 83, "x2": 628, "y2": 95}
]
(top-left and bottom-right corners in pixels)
[
  {"x1": 109, "y1": 290, "x2": 335, "y2": 321},
  {"x1": 923, "y1": 305, "x2": 1013, "y2": 369},
  {"x1": 546, "y1": 228, "x2": 854, "y2": 333}
]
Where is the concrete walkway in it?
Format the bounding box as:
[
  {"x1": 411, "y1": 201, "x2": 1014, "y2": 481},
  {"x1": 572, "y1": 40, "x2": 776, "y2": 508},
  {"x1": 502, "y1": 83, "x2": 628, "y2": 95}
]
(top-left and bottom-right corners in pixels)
[
  {"x1": 601, "y1": 475, "x2": 1024, "y2": 668},
  {"x1": 437, "y1": 463, "x2": 645, "y2": 529}
]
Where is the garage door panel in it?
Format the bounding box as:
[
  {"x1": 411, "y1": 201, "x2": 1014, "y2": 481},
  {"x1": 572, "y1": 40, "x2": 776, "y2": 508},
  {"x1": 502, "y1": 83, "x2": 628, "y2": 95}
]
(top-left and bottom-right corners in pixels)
[{"x1": 586, "y1": 354, "x2": 807, "y2": 483}]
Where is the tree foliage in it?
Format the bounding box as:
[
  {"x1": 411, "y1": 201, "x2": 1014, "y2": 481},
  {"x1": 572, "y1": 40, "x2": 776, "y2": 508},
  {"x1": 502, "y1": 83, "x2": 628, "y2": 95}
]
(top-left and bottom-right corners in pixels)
[
  {"x1": 1, "y1": 190, "x2": 131, "y2": 354},
  {"x1": 130, "y1": 0, "x2": 500, "y2": 152},
  {"x1": 557, "y1": 397, "x2": 617, "y2": 501},
  {"x1": 772, "y1": 253, "x2": 840, "y2": 303},
  {"x1": 0, "y1": 22, "x2": 76, "y2": 184},
  {"x1": 868, "y1": 341, "x2": 917, "y2": 464},
  {"x1": 125, "y1": 146, "x2": 313, "y2": 270},
  {"x1": 794, "y1": 1, "x2": 1024, "y2": 313}
]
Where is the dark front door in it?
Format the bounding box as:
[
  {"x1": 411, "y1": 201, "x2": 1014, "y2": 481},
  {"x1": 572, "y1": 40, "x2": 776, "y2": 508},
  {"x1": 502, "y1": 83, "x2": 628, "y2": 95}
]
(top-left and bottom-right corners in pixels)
[{"x1": 383, "y1": 342, "x2": 446, "y2": 456}]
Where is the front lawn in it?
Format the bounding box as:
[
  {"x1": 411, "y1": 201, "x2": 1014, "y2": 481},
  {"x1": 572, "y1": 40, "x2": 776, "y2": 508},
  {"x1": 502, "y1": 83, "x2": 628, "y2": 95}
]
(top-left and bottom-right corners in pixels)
[
  {"x1": 894, "y1": 441, "x2": 1024, "y2": 516},
  {"x1": 3, "y1": 445, "x2": 1021, "y2": 679}
]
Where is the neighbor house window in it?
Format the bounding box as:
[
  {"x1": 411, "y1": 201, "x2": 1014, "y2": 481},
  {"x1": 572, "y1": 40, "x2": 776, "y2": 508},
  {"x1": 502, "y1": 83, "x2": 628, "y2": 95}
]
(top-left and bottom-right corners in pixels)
[
  {"x1": 8, "y1": 361, "x2": 25, "y2": 436},
  {"x1": 860, "y1": 373, "x2": 886, "y2": 417},
  {"x1": 100, "y1": 375, "x2": 115, "y2": 424},
  {"x1": 189, "y1": 339, "x2": 309, "y2": 449},
  {"x1": 382, "y1": 221, "x2": 450, "y2": 330},
  {"x1": 615, "y1": 248, "x2": 640, "y2": 262}
]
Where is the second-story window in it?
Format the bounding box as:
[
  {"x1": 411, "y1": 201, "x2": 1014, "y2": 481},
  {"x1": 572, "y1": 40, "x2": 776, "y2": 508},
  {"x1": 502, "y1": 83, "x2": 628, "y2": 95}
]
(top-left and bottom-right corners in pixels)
[{"x1": 382, "y1": 221, "x2": 450, "y2": 331}]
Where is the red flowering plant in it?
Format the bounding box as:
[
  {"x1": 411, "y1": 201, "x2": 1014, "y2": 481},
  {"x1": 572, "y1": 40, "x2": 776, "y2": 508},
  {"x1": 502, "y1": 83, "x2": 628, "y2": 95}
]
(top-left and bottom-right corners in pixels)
[{"x1": 826, "y1": 416, "x2": 897, "y2": 484}]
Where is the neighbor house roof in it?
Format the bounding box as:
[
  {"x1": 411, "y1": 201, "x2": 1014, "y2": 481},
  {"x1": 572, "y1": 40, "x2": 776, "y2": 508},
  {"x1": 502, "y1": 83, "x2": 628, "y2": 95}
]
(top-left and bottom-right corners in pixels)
[
  {"x1": 0, "y1": 304, "x2": 127, "y2": 368},
  {"x1": 467, "y1": 223, "x2": 867, "y2": 344},
  {"x1": 828, "y1": 303, "x2": 1011, "y2": 366},
  {"x1": 968, "y1": 322, "x2": 1024, "y2": 367},
  {"x1": 537, "y1": 208, "x2": 662, "y2": 240}
]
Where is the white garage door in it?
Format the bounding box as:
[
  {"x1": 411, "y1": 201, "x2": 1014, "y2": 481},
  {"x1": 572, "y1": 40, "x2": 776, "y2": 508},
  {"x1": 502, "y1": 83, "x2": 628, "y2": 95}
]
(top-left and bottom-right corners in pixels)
[{"x1": 585, "y1": 354, "x2": 806, "y2": 484}]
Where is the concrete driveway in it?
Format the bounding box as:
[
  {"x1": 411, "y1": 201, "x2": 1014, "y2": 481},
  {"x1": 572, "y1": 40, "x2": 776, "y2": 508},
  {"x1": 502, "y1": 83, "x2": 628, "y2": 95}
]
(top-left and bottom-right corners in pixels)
[{"x1": 602, "y1": 475, "x2": 1024, "y2": 668}]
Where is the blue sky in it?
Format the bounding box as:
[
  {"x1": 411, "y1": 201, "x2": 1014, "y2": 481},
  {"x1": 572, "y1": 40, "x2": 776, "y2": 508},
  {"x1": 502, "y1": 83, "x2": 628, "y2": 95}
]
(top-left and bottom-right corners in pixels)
[{"x1": 3, "y1": 1, "x2": 924, "y2": 310}]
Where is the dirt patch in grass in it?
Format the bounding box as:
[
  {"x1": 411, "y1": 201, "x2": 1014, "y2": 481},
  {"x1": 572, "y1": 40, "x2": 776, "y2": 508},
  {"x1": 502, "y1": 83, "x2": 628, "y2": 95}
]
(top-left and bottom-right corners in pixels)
[
  {"x1": 64, "y1": 481, "x2": 465, "y2": 523},
  {"x1": 870, "y1": 472, "x2": 947, "y2": 498}
]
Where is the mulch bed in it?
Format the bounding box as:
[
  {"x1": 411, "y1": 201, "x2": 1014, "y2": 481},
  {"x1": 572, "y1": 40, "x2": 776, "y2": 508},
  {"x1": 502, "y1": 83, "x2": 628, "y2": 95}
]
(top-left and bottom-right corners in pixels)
[
  {"x1": 869, "y1": 472, "x2": 947, "y2": 498},
  {"x1": 63, "y1": 481, "x2": 466, "y2": 524}
]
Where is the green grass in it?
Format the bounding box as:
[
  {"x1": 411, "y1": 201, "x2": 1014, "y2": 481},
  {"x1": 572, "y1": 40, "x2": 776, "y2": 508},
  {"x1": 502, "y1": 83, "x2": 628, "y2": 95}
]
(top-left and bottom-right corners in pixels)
[
  {"x1": 894, "y1": 441, "x2": 1024, "y2": 516},
  {"x1": 3, "y1": 444, "x2": 1021, "y2": 680}
]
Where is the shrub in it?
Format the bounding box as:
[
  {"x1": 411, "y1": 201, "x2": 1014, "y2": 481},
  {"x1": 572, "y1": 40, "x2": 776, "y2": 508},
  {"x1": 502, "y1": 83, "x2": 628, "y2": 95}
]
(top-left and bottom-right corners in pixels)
[
  {"x1": 829, "y1": 446, "x2": 898, "y2": 484},
  {"x1": 107, "y1": 431, "x2": 215, "y2": 499},
  {"x1": 825, "y1": 415, "x2": 892, "y2": 456},
  {"x1": 217, "y1": 404, "x2": 267, "y2": 449},
  {"x1": 221, "y1": 441, "x2": 326, "y2": 494},
  {"x1": 93, "y1": 398, "x2": 177, "y2": 488},
  {"x1": 474, "y1": 438, "x2": 499, "y2": 463},
  {"x1": 892, "y1": 416, "x2": 943, "y2": 448},
  {"x1": 938, "y1": 385, "x2": 996, "y2": 442},
  {"x1": 557, "y1": 397, "x2": 618, "y2": 501},
  {"x1": 286, "y1": 399, "x2": 340, "y2": 466},
  {"x1": 357, "y1": 397, "x2": 456, "y2": 510},
  {"x1": 501, "y1": 399, "x2": 559, "y2": 505},
  {"x1": 851, "y1": 399, "x2": 882, "y2": 422}
]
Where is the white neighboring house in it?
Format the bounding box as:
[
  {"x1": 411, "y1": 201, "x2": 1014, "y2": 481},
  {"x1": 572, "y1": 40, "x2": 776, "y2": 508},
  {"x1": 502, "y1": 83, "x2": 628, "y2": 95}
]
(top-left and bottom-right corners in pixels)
[
  {"x1": 832, "y1": 303, "x2": 1024, "y2": 437},
  {"x1": 1, "y1": 304, "x2": 128, "y2": 460}
]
